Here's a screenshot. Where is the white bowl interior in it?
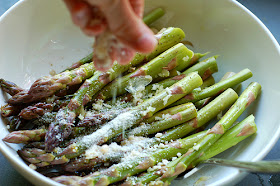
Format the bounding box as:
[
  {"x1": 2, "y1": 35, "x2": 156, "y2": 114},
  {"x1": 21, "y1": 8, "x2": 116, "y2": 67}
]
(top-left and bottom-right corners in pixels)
[{"x1": 0, "y1": 0, "x2": 279, "y2": 185}]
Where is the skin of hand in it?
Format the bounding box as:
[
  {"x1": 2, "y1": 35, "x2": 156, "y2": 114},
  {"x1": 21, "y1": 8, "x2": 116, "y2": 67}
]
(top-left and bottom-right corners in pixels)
[{"x1": 63, "y1": 0, "x2": 158, "y2": 71}]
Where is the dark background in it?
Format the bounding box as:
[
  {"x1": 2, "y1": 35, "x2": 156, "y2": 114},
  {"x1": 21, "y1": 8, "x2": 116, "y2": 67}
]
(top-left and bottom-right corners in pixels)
[{"x1": 0, "y1": 0, "x2": 279, "y2": 185}]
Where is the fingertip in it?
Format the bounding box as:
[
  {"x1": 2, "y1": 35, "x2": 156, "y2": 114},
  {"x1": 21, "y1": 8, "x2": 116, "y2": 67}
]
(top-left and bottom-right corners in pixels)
[{"x1": 135, "y1": 31, "x2": 158, "y2": 53}]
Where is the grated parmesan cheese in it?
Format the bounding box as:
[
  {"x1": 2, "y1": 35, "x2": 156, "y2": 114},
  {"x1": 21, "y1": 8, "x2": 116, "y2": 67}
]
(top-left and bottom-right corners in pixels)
[
  {"x1": 155, "y1": 133, "x2": 163, "y2": 138},
  {"x1": 163, "y1": 87, "x2": 172, "y2": 105},
  {"x1": 193, "y1": 144, "x2": 201, "y2": 151},
  {"x1": 158, "y1": 69, "x2": 170, "y2": 77},
  {"x1": 183, "y1": 55, "x2": 190, "y2": 61}
]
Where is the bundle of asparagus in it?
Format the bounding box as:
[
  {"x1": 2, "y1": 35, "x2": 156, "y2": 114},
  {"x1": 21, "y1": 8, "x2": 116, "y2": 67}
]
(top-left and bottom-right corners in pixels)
[{"x1": 0, "y1": 8, "x2": 262, "y2": 186}]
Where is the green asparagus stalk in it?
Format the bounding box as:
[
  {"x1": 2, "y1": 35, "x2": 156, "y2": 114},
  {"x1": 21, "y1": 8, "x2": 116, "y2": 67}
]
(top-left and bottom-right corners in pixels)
[
  {"x1": 143, "y1": 56, "x2": 218, "y2": 97},
  {"x1": 128, "y1": 102, "x2": 197, "y2": 136},
  {"x1": 151, "y1": 68, "x2": 180, "y2": 83},
  {"x1": 151, "y1": 52, "x2": 209, "y2": 83},
  {"x1": 95, "y1": 43, "x2": 194, "y2": 101},
  {"x1": 143, "y1": 8, "x2": 165, "y2": 26},
  {"x1": 194, "y1": 72, "x2": 234, "y2": 109},
  {"x1": 52, "y1": 131, "x2": 207, "y2": 185},
  {"x1": 169, "y1": 68, "x2": 253, "y2": 107},
  {"x1": 132, "y1": 114, "x2": 257, "y2": 185},
  {"x1": 113, "y1": 102, "x2": 200, "y2": 142},
  {"x1": 18, "y1": 148, "x2": 70, "y2": 167},
  {"x1": 45, "y1": 27, "x2": 186, "y2": 151},
  {"x1": 175, "y1": 52, "x2": 208, "y2": 72},
  {"x1": 160, "y1": 88, "x2": 238, "y2": 141},
  {"x1": 192, "y1": 114, "x2": 257, "y2": 166},
  {"x1": 8, "y1": 62, "x2": 96, "y2": 105},
  {"x1": 143, "y1": 103, "x2": 193, "y2": 124},
  {"x1": 63, "y1": 53, "x2": 94, "y2": 72},
  {"x1": 158, "y1": 82, "x2": 261, "y2": 184},
  {"x1": 181, "y1": 55, "x2": 218, "y2": 80},
  {"x1": 199, "y1": 76, "x2": 215, "y2": 89},
  {"x1": 59, "y1": 72, "x2": 202, "y2": 158}
]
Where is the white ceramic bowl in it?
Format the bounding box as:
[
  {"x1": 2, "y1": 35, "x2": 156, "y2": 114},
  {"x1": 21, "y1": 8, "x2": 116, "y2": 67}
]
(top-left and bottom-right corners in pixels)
[{"x1": 0, "y1": 0, "x2": 279, "y2": 185}]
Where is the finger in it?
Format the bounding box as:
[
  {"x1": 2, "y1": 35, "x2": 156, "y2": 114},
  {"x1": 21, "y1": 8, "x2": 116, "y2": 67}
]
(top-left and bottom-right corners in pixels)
[
  {"x1": 129, "y1": 0, "x2": 144, "y2": 18},
  {"x1": 99, "y1": 0, "x2": 157, "y2": 54},
  {"x1": 63, "y1": 0, "x2": 92, "y2": 28}
]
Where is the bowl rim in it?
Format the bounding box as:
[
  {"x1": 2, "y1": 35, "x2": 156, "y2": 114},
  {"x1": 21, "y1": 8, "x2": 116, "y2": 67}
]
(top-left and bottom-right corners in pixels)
[{"x1": 0, "y1": 0, "x2": 279, "y2": 186}]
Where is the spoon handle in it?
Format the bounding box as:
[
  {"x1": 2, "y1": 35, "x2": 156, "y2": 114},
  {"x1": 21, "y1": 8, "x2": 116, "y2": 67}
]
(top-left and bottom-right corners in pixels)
[{"x1": 201, "y1": 158, "x2": 280, "y2": 174}]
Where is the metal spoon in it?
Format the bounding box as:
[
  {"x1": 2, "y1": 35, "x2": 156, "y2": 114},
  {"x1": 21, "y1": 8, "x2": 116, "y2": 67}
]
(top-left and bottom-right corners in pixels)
[{"x1": 183, "y1": 158, "x2": 280, "y2": 179}]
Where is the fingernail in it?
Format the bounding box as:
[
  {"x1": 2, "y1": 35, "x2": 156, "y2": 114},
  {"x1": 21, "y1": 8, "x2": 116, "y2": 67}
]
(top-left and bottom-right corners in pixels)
[{"x1": 137, "y1": 33, "x2": 158, "y2": 53}]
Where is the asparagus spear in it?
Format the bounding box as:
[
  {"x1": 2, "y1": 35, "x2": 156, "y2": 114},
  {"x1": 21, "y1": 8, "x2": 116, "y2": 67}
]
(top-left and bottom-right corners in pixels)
[
  {"x1": 175, "y1": 52, "x2": 208, "y2": 72},
  {"x1": 52, "y1": 131, "x2": 207, "y2": 185},
  {"x1": 150, "y1": 68, "x2": 180, "y2": 83},
  {"x1": 59, "y1": 72, "x2": 202, "y2": 158},
  {"x1": 114, "y1": 103, "x2": 199, "y2": 142},
  {"x1": 192, "y1": 114, "x2": 257, "y2": 166},
  {"x1": 19, "y1": 103, "x2": 54, "y2": 120},
  {"x1": 0, "y1": 78, "x2": 24, "y2": 96},
  {"x1": 45, "y1": 27, "x2": 186, "y2": 152},
  {"x1": 0, "y1": 104, "x2": 22, "y2": 117},
  {"x1": 18, "y1": 148, "x2": 70, "y2": 167},
  {"x1": 0, "y1": 79, "x2": 25, "y2": 117},
  {"x1": 143, "y1": 103, "x2": 194, "y2": 124},
  {"x1": 8, "y1": 62, "x2": 96, "y2": 105},
  {"x1": 199, "y1": 75, "x2": 215, "y2": 89},
  {"x1": 3, "y1": 129, "x2": 47, "y2": 144},
  {"x1": 128, "y1": 102, "x2": 197, "y2": 136},
  {"x1": 158, "y1": 82, "x2": 261, "y2": 184},
  {"x1": 132, "y1": 114, "x2": 257, "y2": 185},
  {"x1": 169, "y1": 68, "x2": 253, "y2": 107},
  {"x1": 151, "y1": 52, "x2": 209, "y2": 83},
  {"x1": 195, "y1": 72, "x2": 234, "y2": 109},
  {"x1": 63, "y1": 53, "x2": 94, "y2": 72},
  {"x1": 3, "y1": 127, "x2": 92, "y2": 144},
  {"x1": 95, "y1": 43, "x2": 194, "y2": 101},
  {"x1": 160, "y1": 88, "x2": 238, "y2": 141},
  {"x1": 143, "y1": 8, "x2": 165, "y2": 26},
  {"x1": 143, "y1": 56, "x2": 218, "y2": 98}
]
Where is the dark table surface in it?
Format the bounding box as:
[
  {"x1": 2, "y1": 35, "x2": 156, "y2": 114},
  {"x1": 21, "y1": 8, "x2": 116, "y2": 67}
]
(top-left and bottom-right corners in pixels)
[{"x1": 0, "y1": 0, "x2": 279, "y2": 185}]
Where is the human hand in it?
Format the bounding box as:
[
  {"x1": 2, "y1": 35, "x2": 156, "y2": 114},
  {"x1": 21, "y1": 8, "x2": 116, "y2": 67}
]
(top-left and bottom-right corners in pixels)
[{"x1": 63, "y1": 0, "x2": 158, "y2": 71}]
